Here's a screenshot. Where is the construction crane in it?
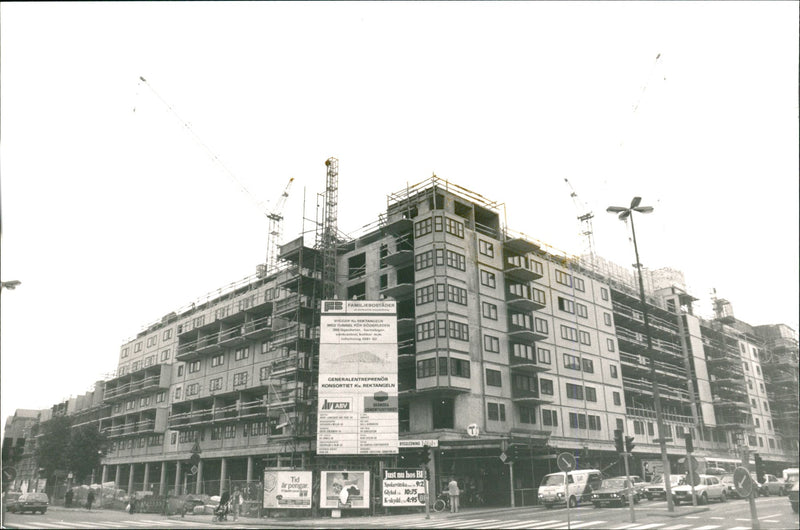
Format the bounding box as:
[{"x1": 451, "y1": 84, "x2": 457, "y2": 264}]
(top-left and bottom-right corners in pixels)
[
  {"x1": 264, "y1": 177, "x2": 295, "y2": 274},
  {"x1": 564, "y1": 177, "x2": 596, "y2": 259}
]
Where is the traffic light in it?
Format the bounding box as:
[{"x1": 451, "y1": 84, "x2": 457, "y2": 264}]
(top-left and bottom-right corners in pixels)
[
  {"x1": 614, "y1": 429, "x2": 624, "y2": 453},
  {"x1": 754, "y1": 454, "x2": 765, "y2": 483},
  {"x1": 625, "y1": 435, "x2": 635, "y2": 453},
  {"x1": 684, "y1": 432, "x2": 694, "y2": 453},
  {"x1": 419, "y1": 445, "x2": 431, "y2": 466}
]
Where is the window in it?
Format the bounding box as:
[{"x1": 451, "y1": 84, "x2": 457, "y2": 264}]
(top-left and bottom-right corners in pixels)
[
  {"x1": 558, "y1": 297, "x2": 575, "y2": 314},
  {"x1": 188, "y1": 360, "x2": 201, "y2": 373},
  {"x1": 758, "y1": 437, "x2": 763, "y2": 447},
  {"x1": 210, "y1": 377, "x2": 223, "y2": 391},
  {"x1": 487, "y1": 403, "x2": 506, "y2": 421},
  {"x1": 156, "y1": 391, "x2": 166, "y2": 403},
  {"x1": 139, "y1": 396, "x2": 150, "y2": 407},
  {"x1": 177, "y1": 364, "x2": 184, "y2": 377},
  {"x1": 233, "y1": 372, "x2": 247, "y2": 386},
  {"x1": 743, "y1": 362, "x2": 749, "y2": 371},
  {"x1": 417, "y1": 358, "x2": 437, "y2": 378},
  {"x1": 438, "y1": 357, "x2": 448, "y2": 376},
  {"x1": 613, "y1": 391, "x2": 621, "y2": 405},
  {"x1": 186, "y1": 383, "x2": 200, "y2": 396},
  {"x1": 482, "y1": 302, "x2": 498, "y2": 320},
  {"x1": 416, "y1": 321, "x2": 435, "y2": 341},
  {"x1": 603, "y1": 313, "x2": 612, "y2": 326},
  {"x1": 542, "y1": 409, "x2": 558, "y2": 426},
  {"x1": 480, "y1": 270, "x2": 496, "y2": 288},
  {"x1": 564, "y1": 353, "x2": 581, "y2": 371},
  {"x1": 445, "y1": 217, "x2": 464, "y2": 238},
  {"x1": 537, "y1": 347, "x2": 551, "y2": 364},
  {"x1": 447, "y1": 284, "x2": 468, "y2": 305},
  {"x1": 446, "y1": 250, "x2": 466, "y2": 271},
  {"x1": 511, "y1": 312, "x2": 532, "y2": 329},
  {"x1": 144, "y1": 355, "x2": 155, "y2": 367},
  {"x1": 512, "y1": 342, "x2": 534, "y2": 360},
  {"x1": 486, "y1": 369, "x2": 502, "y2": 387},
  {"x1": 633, "y1": 421, "x2": 644, "y2": 435},
  {"x1": 434, "y1": 216, "x2": 444, "y2": 232},
  {"x1": 566, "y1": 383, "x2": 584, "y2": 400},
  {"x1": 764, "y1": 402, "x2": 769, "y2": 412},
  {"x1": 163, "y1": 328, "x2": 173, "y2": 340},
  {"x1": 415, "y1": 218, "x2": 432, "y2": 237},
  {"x1": 569, "y1": 412, "x2": 587, "y2": 429},
  {"x1": 261, "y1": 341, "x2": 271, "y2": 354},
  {"x1": 555, "y1": 270, "x2": 572, "y2": 287},
  {"x1": 582, "y1": 358, "x2": 594, "y2": 373},
  {"x1": 448, "y1": 320, "x2": 469, "y2": 341},
  {"x1": 211, "y1": 354, "x2": 224, "y2": 367},
  {"x1": 450, "y1": 358, "x2": 471, "y2": 378},
  {"x1": 540, "y1": 378, "x2": 554, "y2": 395},
  {"x1": 607, "y1": 338, "x2": 616, "y2": 352},
  {"x1": 561, "y1": 325, "x2": 579, "y2": 342},
  {"x1": 126, "y1": 400, "x2": 135, "y2": 410},
  {"x1": 588, "y1": 415, "x2": 602, "y2": 431},
  {"x1": 415, "y1": 250, "x2": 434, "y2": 271},
  {"x1": 484, "y1": 335, "x2": 500, "y2": 353},
  {"x1": 767, "y1": 419, "x2": 772, "y2": 430},
  {"x1": 601, "y1": 287, "x2": 609, "y2": 301},
  {"x1": 519, "y1": 406, "x2": 536, "y2": 424},
  {"x1": 576, "y1": 303, "x2": 588, "y2": 318},
  {"x1": 610, "y1": 365, "x2": 618, "y2": 378},
  {"x1": 134, "y1": 342, "x2": 142, "y2": 353},
  {"x1": 235, "y1": 347, "x2": 249, "y2": 361},
  {"x1": 585, "y1": 386, "x2": 597, "y2": 402},
  {"x1": 132, "y1": 361, "x2": 140, "y2": 372},
  {"x1": 534, "y1": 317, "x2": 549, "y2": 335},
  {"x1": 479, "y1": 240, "x2": 495, "y2": 258},
  {"x1": 755, "y1": 418, "x2": 761, "y2": 428},
  {"x1": 579, "y1": 330, "x2": 591, "y2": 345},
  {"x1": 416, "y1": 285, "x2": 435, "y2": 305},
  {"x1": 147, "y1": 336, "x2": 156, "y2": 347},
  {"x1": 121, "y1": 348, "x2": 129, "y2": 358},
  {"x1": 647, "y1": 422, "x2": 655, "y2": 436},
  {"x1": 574, "y1": 277, "x2": 585, "y2": 292},
  {"x1": 769, "y1": 438, "x2": 775, "y2": 449},
  {"x1": 161, "y1": 349, "x2": 171, "y2": 361},
  {"x1": 755, "y1": 365, "x2": 761, "y2": 375}
]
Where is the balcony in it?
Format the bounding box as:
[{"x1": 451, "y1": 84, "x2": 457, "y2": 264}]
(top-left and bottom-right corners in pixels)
[
  {"x1": 382, "y1": 217, "x2": 413, "y2": 236},
  {"x1": 504, "y1": 263, "x2": 542, "y2": 283},
  {"x1": 273, "y1": 295, "x2": 315, "y2": 320},
  {"x1": 102, "y1": 419, "x2": 156, "y2": 438},
  {"x1": 506, "y1": 287, "x2": 546, "y2": 313},
  {"x1": 242, "y1": 315, "x2": 273, "y2": 340},
  {"x1": 511, "y1": 386, "x2": 551, "y2": 404},
  {"x1": 384, "y1": 248, "x2": 414, "y2": 268},
  {"x1": 103, "y1": 365, "x2": 171, "y2": 402},
  {"x1": 509, "y1": 355, "x2": 549, "y2": 374},
  {"x1": 623, "y1": 376, "x2": 689, "y2": 402},
  {"x1": 269, "y1": 355, "x2": 312, "y2": 378},
  {"x1": 625, "y1": 406, "x2": 694, "y2": 425},
  {"x1": 381, "y1": 282, "x2": 414, "y2": 300},
  {"x1": 503, "y1": 235, "x2": 540, "y2": 255}
]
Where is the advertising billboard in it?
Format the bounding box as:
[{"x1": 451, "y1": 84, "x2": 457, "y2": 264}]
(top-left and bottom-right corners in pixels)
[
  {"x1": 382, "y1": 468, "x2": 427, "y2": 506},
  {"x1": 317, "y1": 300, "x2": 398, "y2": 455},
  {"x1": 262, "y1": 470, "x2": 312, "y2": 509},
  {"x1": 320, "y1": 470, "x2": 370, "y2": 509}
]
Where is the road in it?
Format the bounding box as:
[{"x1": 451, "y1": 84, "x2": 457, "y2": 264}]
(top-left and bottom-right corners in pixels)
[{"x1": 2, "y1": 495, "x2": 797, "y2": 529}]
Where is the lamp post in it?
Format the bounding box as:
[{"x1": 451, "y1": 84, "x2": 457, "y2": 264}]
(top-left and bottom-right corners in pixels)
[{"x1": 607, "y1": 197, "x2": 675, "y2": 512}]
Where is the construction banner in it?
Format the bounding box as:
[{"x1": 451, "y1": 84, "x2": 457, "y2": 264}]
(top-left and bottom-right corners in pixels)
[
  {"x1": 262, "y1": 470, "x2": 312, "y2": 509},
  {"x1": 317, "y1": 300, "x2": 398, "y2": 455}
]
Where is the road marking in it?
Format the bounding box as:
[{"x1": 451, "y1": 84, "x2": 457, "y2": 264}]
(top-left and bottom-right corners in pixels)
[
  {"x1": 729, "y1": 527, "x2": 751, "y2": 530},
  {"x1": 66, "y1": 524, "x2": 109, "y2": 529},
  {"x1": 661, "y1": 525, "x2": 692, "y2": 530},
  {"x1": 710, "y1": 516, "x2": 724, "y2": 519},
  {"x1": 486, "y1": 519, "x2": 561, "y2": 529},
  {"x1": 446, "y1": 520, "x2": 501, "y2": 528},
  {"x1": 609, "y1": 524, "x2": 644, "y2": 529},
  {"x1": 408, "y1": 518, "x2": 499, "y2": 528},
  {"x1": 626, "y1": 524, "x2": 665, "y2": 530},
  {"x1": 693, "y1": 526, "x2": 721, "y2": 530},
  {"x1": 551, "y1": 521, "x2": 608, "y2": 529},
  {"x1": 6, "y1": 524, "x2": 47, "y2": 529}
]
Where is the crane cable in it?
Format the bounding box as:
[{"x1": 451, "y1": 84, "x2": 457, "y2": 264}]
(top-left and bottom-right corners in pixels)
[{"x1": 136, "y1": 76, "x2": 267, "y2": 213}]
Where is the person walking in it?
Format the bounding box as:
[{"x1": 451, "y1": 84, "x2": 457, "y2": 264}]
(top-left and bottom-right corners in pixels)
[
  {"x1": 448, "y1": 478, "x2": 460, "y2": 513},
  {"x1": 232, "y1": 488, "x2": 241, "y2": 521},
  {"x1": 65, "y1": 488, "x2": 74, "y2": 508},
  {"x1": 86, "y1": 489, "x2": 95, "y2": 511}
]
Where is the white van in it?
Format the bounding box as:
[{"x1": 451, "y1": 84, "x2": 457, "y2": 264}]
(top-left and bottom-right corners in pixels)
[{"x1": 538, "y1": 469, "x2": 603, "y2": 508}]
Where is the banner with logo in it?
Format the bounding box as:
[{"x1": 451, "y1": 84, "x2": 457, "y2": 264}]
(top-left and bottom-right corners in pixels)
[
  {"x1": 382, "y1": 468, "x2": 427, "y2": 506},
  {"x1": 317, "y1": 300, "x2": 398, "y2": 455},
  {"x1": 320, "y1": 470, "x2": 370, "y2": 509},
  {"x1": 262, "y1": 470, "x2": 312, "y2": 509}
]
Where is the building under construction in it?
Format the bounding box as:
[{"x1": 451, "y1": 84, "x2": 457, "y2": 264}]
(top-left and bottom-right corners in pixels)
[{"x1": 8, "y1": 163, "x2": 798, "y2": 511}]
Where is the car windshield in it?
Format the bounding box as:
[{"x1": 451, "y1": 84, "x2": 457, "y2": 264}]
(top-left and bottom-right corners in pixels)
[
  {"x1": 602, "y1": 479, "x2": 628, "y2": 489},
  {"x1": 541, "y1": 474, "x2": 564, "y2": 486},
  {"x1": 721, "y1": 475, "x2": 734, "y2": 484}
]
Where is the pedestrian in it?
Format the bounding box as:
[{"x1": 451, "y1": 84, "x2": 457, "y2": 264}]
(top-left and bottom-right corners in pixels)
[
  {"x1": 448, "y1": 478, "x2": 460, "y2": 513},
  {"x1": 128, "y1": 495, "x2": 137, "y2": 514},
  {"x1": 86, "y1": 489, "x2": 95, "y2": 511},
  {"x1": 65, "y1": 488, "x2": 74, "y2": 508},
  {"x1": 232, "y1": 488, "x2": 241, "y2": 521}
]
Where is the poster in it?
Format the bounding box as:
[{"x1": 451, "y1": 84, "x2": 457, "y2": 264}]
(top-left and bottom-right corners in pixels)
[
  {"x1": 320, "y1": 470, "x2": 370, "y2": 509},
  {"x1": 262, "y1": 470, "x2": 312, "y2": 509},
  {"x1": 382, "y1": 468, "x2": 427, "y2": 506},
  {"x1": 317, "y1": 300, "x2": 398, "y2": 455}
]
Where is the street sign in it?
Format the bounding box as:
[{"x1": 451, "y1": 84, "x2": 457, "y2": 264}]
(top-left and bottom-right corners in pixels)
[
  {"x1": 191, "y1": 441, "x2": 202, "y2": 454},
  {"x1": 189, "y1": 453, "x2": 201, "y2": 467},
  {"x1": 398, "y1": 439, "x2": 439, "y2": 448},
  {"x1": 557, "y1": 452, "x2": 576, "y2": 472},
  {"x1": 467, "y1": 424, "x2": 480, "y2": 437},
  {"x1": 686, "y1": 470, "x2": 701, "y2": 487},
  {"x1": 190, "y1": 465, "x2": 199, "y2": 475},
  {"x1": 499, "y1": 452, "x2": 508, "y2": 463},
  {"x1": 2, "y1": 467, "x2": 17, "y2": 482},
  {"x1": 733, "y1": 466, "x2": 754, "y2": 498}
]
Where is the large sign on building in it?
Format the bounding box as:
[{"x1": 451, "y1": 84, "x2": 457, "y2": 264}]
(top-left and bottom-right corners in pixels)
[
  {"x1": 320, "y1": 470, "x2": 370, "y2": 509},
  {"x1": 382, "y1": 468, "x2": 427, "y2": 507},
  {"x1": 262, "y1": 470, "x2": 312, "y2": 509},
  {"x1": 317, "y1": 300, "x2": 398, "y2": 455}
]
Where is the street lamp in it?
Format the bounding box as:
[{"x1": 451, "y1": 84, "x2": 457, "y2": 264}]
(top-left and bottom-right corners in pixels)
[{"x1": 607, "y1": 197, "x2": 676, "y2": 512}]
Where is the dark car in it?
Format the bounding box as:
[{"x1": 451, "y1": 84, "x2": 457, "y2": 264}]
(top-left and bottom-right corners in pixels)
[
  {"x1": 3, "y1": 492, "x2": 22, "y2": 511},
  {"x1": 789, "y1": 480, "x2": 799, "y2": 513},
  {"x1": 9, "y1": 492, "x2": 49, "y2": 514},
  {"x1": 591, "y1": 478, "x2": 639, "y2": 508}
]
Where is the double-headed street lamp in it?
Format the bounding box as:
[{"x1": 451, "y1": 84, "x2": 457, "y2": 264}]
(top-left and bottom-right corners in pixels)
[{"x1": 607, "y1": 197, "x2": 676, "y2": 512}]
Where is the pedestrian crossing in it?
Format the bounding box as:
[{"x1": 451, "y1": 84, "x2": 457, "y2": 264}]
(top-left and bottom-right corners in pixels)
[
  {"x1": 4, "y1": 518, "x2": 218, "y2": 529},
  {"x1": 382, "y1": 516, "x2": 788, "y2": 530}
]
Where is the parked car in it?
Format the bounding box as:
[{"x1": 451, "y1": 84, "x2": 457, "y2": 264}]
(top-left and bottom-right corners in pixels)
[
  {"x1": 591, "y1": 477, "x2": 640, "y2": 508},
  {"x1": 8, "y1": 492, "x2": 49, "y2": 514},
  {"x1": 626, "y1": 475, "x2": 648, "y2": 497},
  {"x1": 672, "y1": 475, "x2": 727, "y2": 505},
  {"x1": 720, "y1": 474, "x2": 745, "y2": 499},
  {"x1": 644, "y1": 473, "x2": 685, "y2": 501},
  {"x1": 538, "y1": 469, "x2": 603, "y2": 508},
  {"x1": 759, "y1": 474, "x2": 788, "y2": 496},
  {"x1": 3, "y1": 491, "x2": 22, "y2": 511},
  {"x1": 788, "y1": 480, "x2": 799, "y2": 513}
]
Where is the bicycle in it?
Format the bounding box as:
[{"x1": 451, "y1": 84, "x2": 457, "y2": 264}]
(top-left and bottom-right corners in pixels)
[{"x1": 432, "y1": 492, "x2": 450, "y2": 512}]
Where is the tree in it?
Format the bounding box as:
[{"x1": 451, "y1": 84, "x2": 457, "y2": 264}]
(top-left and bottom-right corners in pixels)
[
  {"x1": 67, "y1": 423, "x2": 108, "y2": 484},
  {"x1": 34, "y1": 415, "x2": 72, "y2": 481}
]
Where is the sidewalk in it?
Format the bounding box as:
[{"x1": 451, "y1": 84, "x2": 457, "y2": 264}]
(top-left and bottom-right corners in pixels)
[{"x1": 169, "y1": 504, "x2": 544, "y2": 527}]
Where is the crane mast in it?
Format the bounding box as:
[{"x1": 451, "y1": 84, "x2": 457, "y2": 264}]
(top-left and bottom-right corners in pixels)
[
  {"x1": 264, "y1": 177, "x2": 295, "y2": 274},
  {"x1": 564, "y1": 177, "x2": 596, "y2": 259}
]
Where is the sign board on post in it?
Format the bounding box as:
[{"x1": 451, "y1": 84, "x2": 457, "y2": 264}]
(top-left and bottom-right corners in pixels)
[
  {"x1": 733, "y1": 466, "x2": 754, "y2": 498},
  {"x1": 263, "y1": 470, "x2": 312, "y2": 509},
  {"x1": 381, "y1": 468, "x2": 426, "y2": 506},
  {"x1": 320, "y1": 470, "x2": 370, "y2": 509},
  {"x1": 557, "y1": 452, "x2": 576, "y2": 472},
  {"x1": 317, "y1": 300, "x2": 398, "y2": 455}
]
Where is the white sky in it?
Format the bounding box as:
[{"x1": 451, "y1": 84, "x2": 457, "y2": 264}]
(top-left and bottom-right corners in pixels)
[{"x1": 2, "y1": 2, "x2": 798, "y2": 436}]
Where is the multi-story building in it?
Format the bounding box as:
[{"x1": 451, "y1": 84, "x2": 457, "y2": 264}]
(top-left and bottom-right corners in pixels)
[{"x1": 2, "y1": 409, "x2": 41, "y2": 491}]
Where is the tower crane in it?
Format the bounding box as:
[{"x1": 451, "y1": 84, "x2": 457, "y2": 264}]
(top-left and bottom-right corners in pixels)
[
  {"x1": 264, "y1": 177, "x2": 295, "y2": 274},
  {"x1": 564, "y1": 177, "x2": 596, "y2": 259}
]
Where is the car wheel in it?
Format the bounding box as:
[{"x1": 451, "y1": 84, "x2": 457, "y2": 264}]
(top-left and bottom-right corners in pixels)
[
  {"x1": 720, "y1": 491, "x2": 726, "y2": 503},
  {"x1": 568, "y1": 496, "x2": 577, "y2": 508},
  {"x1": 701, "y1": 493, "x2": 708, "y2": 505}
]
